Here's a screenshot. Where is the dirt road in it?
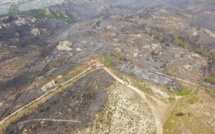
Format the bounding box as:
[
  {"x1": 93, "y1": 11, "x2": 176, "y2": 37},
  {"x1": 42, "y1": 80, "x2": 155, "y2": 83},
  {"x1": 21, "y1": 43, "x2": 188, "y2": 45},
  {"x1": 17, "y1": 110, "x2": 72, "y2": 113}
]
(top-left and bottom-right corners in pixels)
[
  {"x1": 103, "y1": 67, "x2": 163, "y2": 134},
  {"x1": 0, "y1": 67, "x2": 93, "y2": 133}
]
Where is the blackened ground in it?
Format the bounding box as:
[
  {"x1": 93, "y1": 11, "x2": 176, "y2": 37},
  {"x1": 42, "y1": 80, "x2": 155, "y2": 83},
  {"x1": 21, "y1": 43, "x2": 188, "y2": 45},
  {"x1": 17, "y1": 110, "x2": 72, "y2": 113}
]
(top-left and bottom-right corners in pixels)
[
  {"x1": 0, "y1": 16, "x2": 70, "y2": 119},
  {"x1": 6, "y1": 69, "x2": 115, "y2": 134}
]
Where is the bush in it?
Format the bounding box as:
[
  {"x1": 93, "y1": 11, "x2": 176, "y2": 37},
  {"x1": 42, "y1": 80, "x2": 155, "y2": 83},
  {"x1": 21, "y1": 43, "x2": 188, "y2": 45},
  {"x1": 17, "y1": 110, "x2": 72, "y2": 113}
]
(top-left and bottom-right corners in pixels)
[
  {"x1": 175, "y1": 89, "x2": 192, "y2": 96},
  {"x1": 100, "y1": 55, "x2": 112, "y2": 67},
  {"x1": 173, "y1": 35, "x2": 182, "y2": 45},
  {"x1": 173, "y1": 35, "x2": 192, "y2": 50},
  {"x1": 195, "y1": 46, "x2": 209, "y2": 57},
  {"x1": 180, "y1": 41, "x2": 192, "y2": 50},
  {"x1": 149, "y1": 30, "x2": 158, "y2": 36},
  {"x1": 131, "y1": 28, "x2": 138, "y2": 34}
]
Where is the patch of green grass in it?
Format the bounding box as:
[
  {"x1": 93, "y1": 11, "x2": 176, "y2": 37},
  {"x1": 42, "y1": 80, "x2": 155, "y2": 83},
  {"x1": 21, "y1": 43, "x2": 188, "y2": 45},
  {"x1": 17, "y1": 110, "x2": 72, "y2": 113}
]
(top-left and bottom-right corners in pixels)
[
  {"x1": 168, "y1": 97, "x2": 176, "y2": 102},
  {"x1": 193, "y1": 89, "x2": 199, "y2": 95},
  {"x1": 134, "y1": 80, "x2": 153, "y2": 94},
  {"x1": 164, "y1": 103, "x2": 191, "y2": 134},
  {"x1": 186, "y1": 96, "x2": 198, "y2": 104},
  {"x1": 212, "y1": 90, "x2": 215, "y2": 96},
  {"x1": 175, "y1": 89, "x2": 192, "y2": 96},
  {"x1": 99, "y1": 55, "x2": 112, "y2": 67},
  {"x1": 165, "y1": 86, "x2": 192, "y2": 96},
  {"x1": 110, "y1": 68, "x2": 155, "y2": 95},
  {"x1": 164, "y1": 85, "x2": 171, "y2": 90},
  {"x1": 57, "y1": 63, "x2": 87, "y2": 83},
  {"x1": 164, "y1": 108, "x2": 181, "y2": 133}
]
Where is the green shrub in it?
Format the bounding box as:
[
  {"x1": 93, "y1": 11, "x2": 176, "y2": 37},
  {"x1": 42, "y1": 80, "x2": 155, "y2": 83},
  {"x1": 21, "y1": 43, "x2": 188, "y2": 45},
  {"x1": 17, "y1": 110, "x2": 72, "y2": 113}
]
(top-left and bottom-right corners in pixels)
[
  {"x1": 100, "y1": 55, "x2": 112, "y2": 67},
  {"x1": 196, "y1": 47, "x2": 209, "y2": 57},
  {"x1": 173, "y1": 35, "x2": 182, "y2": 45},
  {"x1": 175, "y1": 89, "x2": 192, "y2": 96},
  {"x1": 149, "y1": 30, "x2": 158, "y2": 36},
  {"x1": 173, "y1": 36, "x2": 192, "y2": 50},
  {"x1": 131, "y1": 28, "x2": 138, "y2": 34},
  {"x1": 180, "y1": 41, "x2": 192, "y2": 50}
]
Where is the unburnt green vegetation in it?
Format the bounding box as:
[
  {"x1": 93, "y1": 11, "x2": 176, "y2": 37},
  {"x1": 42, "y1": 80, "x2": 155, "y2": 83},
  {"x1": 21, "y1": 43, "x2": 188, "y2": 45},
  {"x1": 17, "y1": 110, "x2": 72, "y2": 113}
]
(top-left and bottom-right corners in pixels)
[
  {"x1": 3, "y1": 6, "x2": 75, "y2": 23},
  {"x1": 21, "y1": 8, "x2": 75, "y2": 23},
  {"x1": 186, "y1": 96, "x2": 198, "y2": 104},
  {"x1": 173, "y1": 35, "x2": 192, "y2": 50},
  {"x1": 175, "y1": 89, "x2": 192, "y2": 96},
  {"x1": 99, "y1": 55, "x2": 112, "y2": 67},
  {"x1": 148, "y1": 30, "x2": 192, "y2": 50},
  {"x1": 165, "y1": 85, "x2": 192, "y2": 96}
]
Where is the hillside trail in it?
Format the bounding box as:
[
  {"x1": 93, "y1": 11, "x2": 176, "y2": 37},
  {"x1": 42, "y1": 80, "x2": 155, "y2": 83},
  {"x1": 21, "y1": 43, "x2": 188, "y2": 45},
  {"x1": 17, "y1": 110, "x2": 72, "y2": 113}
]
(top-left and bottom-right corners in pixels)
[
  {"x1": 103, "y1": 67, "x2": 163, "y2": 134},
  {"x1": 141, "y1": 68, "x2": 200, "y2": 87},
  {"x1": 0, "y1": 67, "x2": 94, "y2": 132}
]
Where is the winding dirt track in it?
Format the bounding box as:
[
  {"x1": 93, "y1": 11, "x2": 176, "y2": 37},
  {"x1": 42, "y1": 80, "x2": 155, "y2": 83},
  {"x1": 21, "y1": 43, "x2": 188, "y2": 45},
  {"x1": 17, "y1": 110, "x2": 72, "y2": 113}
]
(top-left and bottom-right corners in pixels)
[
  {"x1": 103, "y1": 67, "x2": 163, "y2": 134},
  {"x1": 1, "y1": 63, "x2": 208, "y2": 133},
  {"x1": 18, "y1": 119, "x2": 81, "y2": 124},
  {"x1": 145, "y1": 69, "x2": 199, "y2": 86}
]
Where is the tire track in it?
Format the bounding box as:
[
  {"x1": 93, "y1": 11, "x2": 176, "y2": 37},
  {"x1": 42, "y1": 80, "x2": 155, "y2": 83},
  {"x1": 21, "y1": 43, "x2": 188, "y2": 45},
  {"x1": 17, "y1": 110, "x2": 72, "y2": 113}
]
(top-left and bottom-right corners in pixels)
[{"x1": 103, "y1": 67, "x2": 163, "y2": 134}]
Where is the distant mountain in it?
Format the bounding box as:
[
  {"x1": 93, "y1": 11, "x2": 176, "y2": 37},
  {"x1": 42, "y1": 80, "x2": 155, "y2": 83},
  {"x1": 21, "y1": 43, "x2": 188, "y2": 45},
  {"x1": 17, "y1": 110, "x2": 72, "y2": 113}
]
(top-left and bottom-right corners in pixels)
[
  {"x1": 0, "y1": 0, "x2": 65, "y2": 15},
  {"x1": 164, "y1": 0, "x2": 215, "y2": 6},
  {"x1": 0, "y1": 0, "x2": 116, "y2": 15}
]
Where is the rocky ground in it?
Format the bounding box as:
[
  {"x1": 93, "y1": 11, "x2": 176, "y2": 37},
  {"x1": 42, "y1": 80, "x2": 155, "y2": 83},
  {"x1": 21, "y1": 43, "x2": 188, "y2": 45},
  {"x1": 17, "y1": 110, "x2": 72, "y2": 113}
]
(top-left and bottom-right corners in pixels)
[{"x1": 0, "y1": 15, "x2": 72, "y2": 118}]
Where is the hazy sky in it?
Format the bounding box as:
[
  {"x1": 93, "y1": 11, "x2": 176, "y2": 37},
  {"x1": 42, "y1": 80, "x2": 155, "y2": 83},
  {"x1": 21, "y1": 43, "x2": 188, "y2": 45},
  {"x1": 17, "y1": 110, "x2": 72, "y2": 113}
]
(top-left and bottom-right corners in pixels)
[{"x1": 0, "y1": 0, "x2": 7, "y2": 4}]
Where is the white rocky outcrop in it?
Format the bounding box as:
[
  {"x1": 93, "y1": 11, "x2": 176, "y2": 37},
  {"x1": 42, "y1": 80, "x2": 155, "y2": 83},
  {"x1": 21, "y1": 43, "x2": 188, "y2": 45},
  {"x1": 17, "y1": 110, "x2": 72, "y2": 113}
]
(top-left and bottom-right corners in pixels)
[
  {"x1": 31, "y1": 28, "x2": 40, "y2": 36},
  {"x1": 56, "y1": 40, "x2": 72, "y2": 51}
]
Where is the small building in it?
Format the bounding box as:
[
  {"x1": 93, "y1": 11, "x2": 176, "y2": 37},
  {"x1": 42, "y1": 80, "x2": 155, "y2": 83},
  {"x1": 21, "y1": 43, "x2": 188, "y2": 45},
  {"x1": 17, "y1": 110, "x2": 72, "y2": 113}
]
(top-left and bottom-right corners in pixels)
[{"x1": 41, "y1": 80, "x2": 56, "y2": 92}]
